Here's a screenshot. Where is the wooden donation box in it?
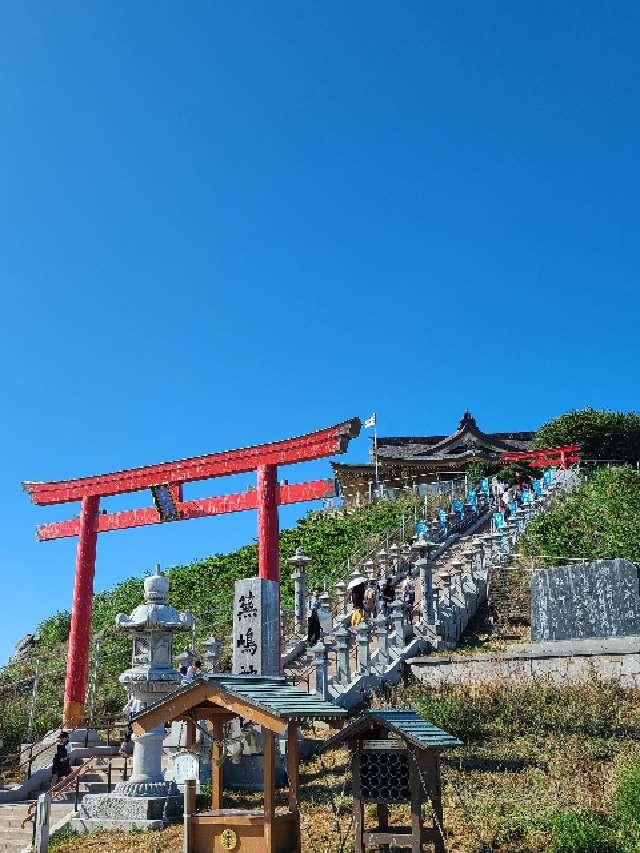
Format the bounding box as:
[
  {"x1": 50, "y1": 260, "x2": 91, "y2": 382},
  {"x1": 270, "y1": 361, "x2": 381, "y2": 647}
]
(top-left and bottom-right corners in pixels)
[
  {"x1": 324, "y1": 709, "x2": 461, "y2": 852},
  {"x1": 131, "y1": 675, "x2": 346, "y2": 853}
]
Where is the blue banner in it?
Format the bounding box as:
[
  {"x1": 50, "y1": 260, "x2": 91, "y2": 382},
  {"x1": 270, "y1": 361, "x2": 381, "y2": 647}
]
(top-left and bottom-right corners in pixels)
[
  {"x1": 415, "y1": 521, "x2": 428, "y2": 536},
  {"x1": 452, "y1": 498, "x2": 465, "y2": 520},
  {"x1": 508, "y1": 499, "x2": 518, "y2": 516},
  {"x1": 437, "y1": 507, "x2": 448, "y2": 530},
  {"x1": 543, "y1": 469, "x2": 552, "y2": 486},
  {"x1": 493, "y1": 511, "x2": 505, "y2": 529},
  {"x1": 533, "y1": 479, "x2": 542, "y2": 496},
  {"x1": 480, "y1": 477, "x2": 490, "y2": 496}
]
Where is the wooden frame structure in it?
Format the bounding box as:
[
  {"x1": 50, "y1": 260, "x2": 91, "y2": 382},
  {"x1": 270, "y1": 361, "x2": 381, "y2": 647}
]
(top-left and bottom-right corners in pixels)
[
  {"x1": 323, "y1": 710, "x2": 461, "y2": 852},
  {"x1": 132, "y1": 676, "x2": 346, "y2": 853}
]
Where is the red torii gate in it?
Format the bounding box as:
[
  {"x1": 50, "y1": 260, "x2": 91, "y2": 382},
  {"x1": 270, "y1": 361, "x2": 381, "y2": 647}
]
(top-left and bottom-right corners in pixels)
[
  {"x1": 23, "y1": 418, "x2": 360, "y2": 728},
  {"x1": 501, "y1": 443, "x2": 581, "y2": 470}
]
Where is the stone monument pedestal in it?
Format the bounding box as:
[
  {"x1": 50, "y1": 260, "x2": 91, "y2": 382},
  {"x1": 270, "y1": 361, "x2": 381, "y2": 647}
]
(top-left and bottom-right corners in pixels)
[{"x1": 71, "y1": 793, "x2": 182, "y2": 833}]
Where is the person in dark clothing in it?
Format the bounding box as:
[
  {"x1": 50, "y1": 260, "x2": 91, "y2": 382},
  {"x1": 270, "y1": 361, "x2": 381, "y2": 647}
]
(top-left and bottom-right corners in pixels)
[
  {"x1": 307, "y1": 588, "x2": 321, "y2": 647},
  {"x1": 351, "y1": 582, "x2": 365, "y2": 610},
  {"x1": 381, "y1": 577, "x2": 395, "y2": 617},
  {"x1": 51, "y1": 732, "x2": 70, "y2": 785}
]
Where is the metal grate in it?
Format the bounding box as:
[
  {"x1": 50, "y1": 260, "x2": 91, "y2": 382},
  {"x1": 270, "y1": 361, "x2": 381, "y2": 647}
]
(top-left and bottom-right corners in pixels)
[{"x1": 360, "y1": 750, "x2": 411, "y2": 803}]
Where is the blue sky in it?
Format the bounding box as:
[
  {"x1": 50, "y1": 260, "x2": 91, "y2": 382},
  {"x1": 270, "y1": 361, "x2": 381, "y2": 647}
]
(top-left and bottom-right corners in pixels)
[{"x1": 1, "y1": 2, "x2": 639, "y2": 663}]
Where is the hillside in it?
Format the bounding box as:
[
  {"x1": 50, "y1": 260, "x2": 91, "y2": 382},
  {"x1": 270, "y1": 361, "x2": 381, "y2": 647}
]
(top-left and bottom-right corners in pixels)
[
  {"x1": 0, "y1": 497, "x2": 420, "y2": 753},
  {"x1": 520, "y1": 467, "x2": 640, "y2": 565}
]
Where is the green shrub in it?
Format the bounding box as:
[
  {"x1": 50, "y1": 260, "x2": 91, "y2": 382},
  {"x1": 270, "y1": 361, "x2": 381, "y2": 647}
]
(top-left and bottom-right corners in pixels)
[
  {"x1": 521, "y1": 467, "x2": 640, "y2": 565},
  {"x1": 550, "y1": 810, "x2": 619, "y2": 853},
  {"x1": 611, "y1": 763, "x2": 640, "y2": 848}
]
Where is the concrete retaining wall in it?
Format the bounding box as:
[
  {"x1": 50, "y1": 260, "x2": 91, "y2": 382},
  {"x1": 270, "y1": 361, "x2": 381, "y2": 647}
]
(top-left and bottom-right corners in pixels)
[{"x1": 408, "y1": 636, "x2": 640, "y2": 690}]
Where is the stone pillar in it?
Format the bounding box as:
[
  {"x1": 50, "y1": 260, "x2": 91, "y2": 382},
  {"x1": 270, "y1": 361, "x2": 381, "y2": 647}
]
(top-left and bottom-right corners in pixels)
[
  {"x1": 203, "y1": 636, "x2": 223, "y2": 673},
  {"x1": 335, "y1": 626, "x2": 351, "y2": 686},
  {"x1": 391, "y1": 598, "x2": 405, "y2": 648},
  {"x1": 356, "y1": 620, "x2": 371, "y2": 675},
  {"x1": 377, "y1": 549, "x2": 388, "y2": 582},
  {"x1": 319, "y1": 590, "x2": 332, "y2": 635},
  {"x1": 287, "y1": 547, "x2": 310, "y2": 636},
  {"x1": 416, "y1": 558, "x2": 434, "y2": 624},
  {"x1": 177, "y1": 647, "x2": 195, "y2": 673},
  {"x1": 373, "y1": 613, "x2": 389, "y2": 671},
  {"x1": 335, "y1": 580, "x2": 347, "y2": 617},
  {"x1": 312, "y1": 640, "x2": 329, "y2": 701},
  {"x1": 128, "y1": 726, "x2": 166, "y2": 793},
  {"x1": 34, "y1": 792, "x2": 51, "y2": 853}
]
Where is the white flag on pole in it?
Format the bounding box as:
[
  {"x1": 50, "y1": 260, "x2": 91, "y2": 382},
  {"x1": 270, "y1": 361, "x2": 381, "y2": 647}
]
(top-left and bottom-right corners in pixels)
[{"x1": 364, "y1": 413, "x2": 376, "y2": 429}]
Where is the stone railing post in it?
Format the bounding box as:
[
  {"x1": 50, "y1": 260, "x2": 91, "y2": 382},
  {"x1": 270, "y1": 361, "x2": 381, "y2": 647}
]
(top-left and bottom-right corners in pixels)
[
  {"x1": 390, "y1": 598, "x2": 405, "y2": 648},
  {"x1": 287, "y1": 547, "x2": 311, "y2": 636},
  {"x1": 335, "y1": 580, "x2": 347, "y2": 617},
  {"x1": 334, "y1": 626, "x2": 351, "y2": 686},
  {"x1": 377, "y1": 549, "x2": 388, "y2": 582},
  {"x1": 203, "y1": 636, "x2": 223, "y2": 673},
  {"x1": 374, "y1": 613, "x2": 389, "y2": 671},
  {"x1": 416, "y1": 557, "x2": 434, "y2": 624},
  {"x1": 319, "y1": 590, "x2": 332, "y2": 635},
  {"x1": 312, "y1": 640, "x2": 329, "y2": 700},
  {"x1": 177, "y1": 647, "x2": 195, "y2": 673},
  {"x1": 356, "y1": 620, "x2": 371, "y2": 675}
]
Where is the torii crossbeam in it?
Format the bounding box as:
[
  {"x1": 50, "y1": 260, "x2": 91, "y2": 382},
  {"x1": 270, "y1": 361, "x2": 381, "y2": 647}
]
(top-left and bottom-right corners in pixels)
[{"x1": 23, "y1": 418, "x2": 360, "y2": 728}]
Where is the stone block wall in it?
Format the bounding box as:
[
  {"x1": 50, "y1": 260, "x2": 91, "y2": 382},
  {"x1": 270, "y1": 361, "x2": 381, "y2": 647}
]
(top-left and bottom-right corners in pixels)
[{"x1": 408, "y1": 636, "x2": 640, "y2": 690}]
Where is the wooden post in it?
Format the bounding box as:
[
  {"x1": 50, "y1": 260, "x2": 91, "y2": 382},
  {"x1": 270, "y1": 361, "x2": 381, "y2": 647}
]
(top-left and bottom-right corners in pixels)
[
  {"x1": 432, "y1": 754, "x2": 445, "y2": 853},
  {"x1": 263, "y1": 728, "x2": 276, "y2": 852},
  {"x1": 183, "y1": 779, "x2": 196, "y2": 853},
  {"x1": 352, "y1": 747, "x2": 364, "y2": 853},
  {"x1": 409, "y1": 752, "x2": 423, "y2": 853},
  {"x1": 185, "y1": 719, "x2": 196, "y2": 750},
  {"x1": 211, "y1": 718, "x2": 224, "y2": 811},
  {"x1": 287, "y1": 720, "x2": 300, "y2": 815}
]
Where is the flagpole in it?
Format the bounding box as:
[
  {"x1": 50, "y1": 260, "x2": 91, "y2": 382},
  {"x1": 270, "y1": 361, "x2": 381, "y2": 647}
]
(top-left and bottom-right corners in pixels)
[{"x1": 373, "y1": 413, "x2": 379, "y2": 490}]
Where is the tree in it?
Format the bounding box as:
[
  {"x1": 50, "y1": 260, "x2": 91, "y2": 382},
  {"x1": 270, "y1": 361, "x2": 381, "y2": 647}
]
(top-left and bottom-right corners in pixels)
[{"x1": 533, "y1": 408, "x2": 640, "y2": 464}]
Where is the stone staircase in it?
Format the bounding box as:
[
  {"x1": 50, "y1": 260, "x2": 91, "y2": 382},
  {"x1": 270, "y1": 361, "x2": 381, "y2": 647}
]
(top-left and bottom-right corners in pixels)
[
  {"x1": 284, "y1": 468, "x2": 580, "y2": 709},
  {"x1": 0, "y1": 753, "x2": 130, "y2": 852}
]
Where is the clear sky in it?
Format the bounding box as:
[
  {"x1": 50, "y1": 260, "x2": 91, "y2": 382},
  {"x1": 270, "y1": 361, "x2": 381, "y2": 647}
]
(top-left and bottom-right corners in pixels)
[{"x1": 1, "y1": 2, "x2": 639, "y2": 664}]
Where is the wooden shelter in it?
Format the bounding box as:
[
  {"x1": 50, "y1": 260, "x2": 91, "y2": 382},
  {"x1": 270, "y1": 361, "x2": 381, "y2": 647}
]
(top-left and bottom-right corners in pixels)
[
  {"x1": 323, "y1": 710, "x2": 461, "y2": 852},
  {"x1": 131, "y1": 675, "x2": 346, "y2": 853}
]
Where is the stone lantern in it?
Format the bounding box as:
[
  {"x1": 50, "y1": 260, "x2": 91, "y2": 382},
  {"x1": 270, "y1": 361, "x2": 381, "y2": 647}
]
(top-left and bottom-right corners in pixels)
[
  {"x1": 287, "y1": 547, "x2": 311, "y2": 635},
  {"x1": 115, "y1": 565, "x2": 194, "y2": 797}
]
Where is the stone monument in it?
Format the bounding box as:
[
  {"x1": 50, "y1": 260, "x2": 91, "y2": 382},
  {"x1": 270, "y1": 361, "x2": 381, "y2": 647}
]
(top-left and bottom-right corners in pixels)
[
  {"x1": 531, "y1": 558, "x2": 640, "y2": 642},
  {"x1": 72, "y1": 565, "x2": 194, "y2": 832},
  {"x1": 232, "y1": 576, "x2": 279, "y2": 676}
]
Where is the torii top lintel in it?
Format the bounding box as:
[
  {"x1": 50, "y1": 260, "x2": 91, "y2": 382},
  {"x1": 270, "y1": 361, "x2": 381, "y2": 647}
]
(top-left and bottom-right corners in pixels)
[{"x1": 23, "y1": 418, "x2": 361, "y2": 506}]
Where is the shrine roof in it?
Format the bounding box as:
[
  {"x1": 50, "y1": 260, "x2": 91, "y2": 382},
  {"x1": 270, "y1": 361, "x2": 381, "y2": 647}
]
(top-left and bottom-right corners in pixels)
[
  {"x1": 322, "y1": 709, "x2": 462, "y2": 752},
  {"x1": 131, "y1": 675, "x2": 347, "y2": 735}
]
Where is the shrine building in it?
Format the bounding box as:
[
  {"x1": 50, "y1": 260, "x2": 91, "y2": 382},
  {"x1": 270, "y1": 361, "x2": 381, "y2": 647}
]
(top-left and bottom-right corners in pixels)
[{"x1": 333, "y1": 411, "x2": 534, "y2": 506}]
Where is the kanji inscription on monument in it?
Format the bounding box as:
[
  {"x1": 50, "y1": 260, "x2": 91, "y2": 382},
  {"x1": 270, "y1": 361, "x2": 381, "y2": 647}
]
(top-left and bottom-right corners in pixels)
[
  {"x1": 531, "y1": 558, "x2": 640, "y2": 642},
  {"x1": 232, "y1": 577, "x2": 279, "y2": 676}
]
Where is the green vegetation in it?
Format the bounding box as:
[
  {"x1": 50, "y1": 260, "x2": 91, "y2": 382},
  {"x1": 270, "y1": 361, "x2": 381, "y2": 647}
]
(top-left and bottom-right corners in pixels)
[
  {"x1": 521, "y1": 467, "x2": 640, "y2": 565},
  {"x1": 534, "y1": 407, "x2": 640, "y2": 463},
  {"x1": 407, "y1": 680, "x2": 640, "y2": 852},
  {"x1": 0, "y1": 497, "x2": 420, "y2": 753}
]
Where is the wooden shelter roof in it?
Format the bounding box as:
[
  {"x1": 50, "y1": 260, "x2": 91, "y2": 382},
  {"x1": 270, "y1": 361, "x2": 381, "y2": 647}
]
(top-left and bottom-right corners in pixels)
[
  {"x1": 322, "y1": 709, "x2": 462, "y2": 752},
  {"x1": 131, "y1": 676, "x2": 347, "y2": 737}
]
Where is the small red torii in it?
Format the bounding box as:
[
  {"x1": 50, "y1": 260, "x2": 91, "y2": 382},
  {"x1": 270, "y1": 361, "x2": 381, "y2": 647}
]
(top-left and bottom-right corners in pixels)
[
  {"x1": 501, "y1": 443, "x2": 581, "y2": 470},
  {"x1": 23, "y1": 418, "x2": 360, "y2": 728}
]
